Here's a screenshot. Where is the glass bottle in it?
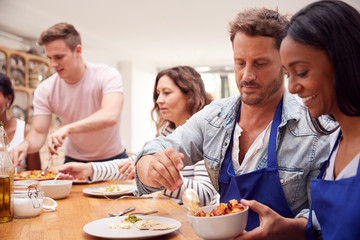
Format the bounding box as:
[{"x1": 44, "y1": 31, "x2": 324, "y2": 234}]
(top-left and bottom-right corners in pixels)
[{"x1": 0, "y1": 121, "x2": 14, "y2": 223}]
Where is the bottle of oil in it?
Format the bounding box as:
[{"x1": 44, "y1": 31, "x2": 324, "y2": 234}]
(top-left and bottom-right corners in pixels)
[{"x1": 0, "y1": 121, "x2": 14, "y2": 223}]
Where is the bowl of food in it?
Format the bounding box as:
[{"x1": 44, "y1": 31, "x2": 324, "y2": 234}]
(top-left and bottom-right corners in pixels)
[
  {"x1": 40, "y1": 180, "x2": 73, "y2": 199},
  {"x1": 187, "y1": 199, "x2": 248, "y2": 240}
]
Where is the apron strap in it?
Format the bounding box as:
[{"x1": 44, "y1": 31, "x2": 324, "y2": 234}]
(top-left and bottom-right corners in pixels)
[
  {"x1": 317, "y1": 131, "x2": 343, "y2": 179},
  {"x1": 267, "y1": 100, "x2": 283, "y2": 168},
  {"x1": 219, "y1": 103, "x2": 242, "y2": 183}
]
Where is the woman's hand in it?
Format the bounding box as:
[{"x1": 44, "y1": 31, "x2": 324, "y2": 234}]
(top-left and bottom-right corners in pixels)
[
  {"x1": 118, "y1": 159, "x2": 135, "y2": 180},
  {"x1": 235, "y1": 199, "x2": 307, "y2": 240},
  {"x1": 57, "y1": 162, "x2": 93, "y2": 180}
]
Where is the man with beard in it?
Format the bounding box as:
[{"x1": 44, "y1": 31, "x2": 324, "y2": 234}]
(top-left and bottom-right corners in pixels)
[{"x1": 135, "y1": 8, "x2": 331, "y2": 239}]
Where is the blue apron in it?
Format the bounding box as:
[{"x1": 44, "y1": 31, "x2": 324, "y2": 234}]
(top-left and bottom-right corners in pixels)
[
  {"x1": 219, "y1": 100, "x2": 294, "y2": 231},
  {"x1": 306, "y1": 132, "x2": 360, "y2": 240}
]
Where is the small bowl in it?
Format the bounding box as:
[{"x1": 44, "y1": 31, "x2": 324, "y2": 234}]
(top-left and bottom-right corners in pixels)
[
  {"x1": 187, "y1": 204, "x2": 248, "y2": 240},
  {"x1": 40, "y1": 180, "x2": 73, "y2": 199}
]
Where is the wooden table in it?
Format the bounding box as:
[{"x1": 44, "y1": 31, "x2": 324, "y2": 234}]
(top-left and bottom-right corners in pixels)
[{"x1": 1, "y1": 180, "x2": 201, "y2": 240}]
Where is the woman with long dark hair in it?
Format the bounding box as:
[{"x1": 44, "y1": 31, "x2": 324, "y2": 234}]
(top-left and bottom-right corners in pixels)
[{"x1": 280, "y1": 1, "x2": 360, "y2": 239}]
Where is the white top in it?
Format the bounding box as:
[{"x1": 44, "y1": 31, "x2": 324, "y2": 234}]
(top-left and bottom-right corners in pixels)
[
  {"x1": 232, "y1": 121, "x2": 272, "y2": 174},
  {"x1": 33, "y1": 62, "x2": 125, "y2": 160},
  {"x1": 7, "y1": 119, "x2": 26, "y2": 171},
  {"x1": 324, "y1": 129, "x2": 360, "y2": 180}
]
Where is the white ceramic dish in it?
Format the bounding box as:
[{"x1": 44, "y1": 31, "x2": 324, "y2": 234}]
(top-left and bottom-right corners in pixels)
[
  {"x1": 188, "y1": 204, "x2": 249, "y2": 240},
  {"x1": 72, "y1": 178, "x2": 103, "y2": 184},
  {"x1": 83, "y1": 215, "x2": 181, "y2": 239},
  {"x1": 40, "y1": 180, "x2": 73, "y2": 199},
  {"x1": 82, "y1": 184, "x2": 135, "y2": 197}
]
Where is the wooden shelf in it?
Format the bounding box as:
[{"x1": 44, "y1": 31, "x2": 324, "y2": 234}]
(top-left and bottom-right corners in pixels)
[{"x1": 0, "y1": 46, "x2": 51, "y2": 123}]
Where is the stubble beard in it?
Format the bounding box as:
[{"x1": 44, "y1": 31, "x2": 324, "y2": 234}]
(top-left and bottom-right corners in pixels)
[{"x1": 239, "y1": 70, "x2": 284, "y2": 106}]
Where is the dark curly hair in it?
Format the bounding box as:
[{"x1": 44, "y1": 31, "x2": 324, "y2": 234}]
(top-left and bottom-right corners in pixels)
[{"x1": 0, "y1": 73, "x2": 14, "y2": 107}]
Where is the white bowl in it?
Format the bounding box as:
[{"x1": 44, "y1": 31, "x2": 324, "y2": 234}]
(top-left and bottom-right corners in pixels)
[
  {"x1": 187, "y1": 204, "x2": 248, "y2": 240},
  {"x1": 40, "y1": 180, "x2": 73, "y2": 199}
]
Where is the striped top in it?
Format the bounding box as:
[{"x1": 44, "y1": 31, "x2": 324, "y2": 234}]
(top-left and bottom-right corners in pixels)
[{"x1": 91, "y1": 126, "x2": 219, "y2": 206}]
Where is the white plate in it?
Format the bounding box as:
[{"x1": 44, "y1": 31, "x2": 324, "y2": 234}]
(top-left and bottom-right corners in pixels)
[
  {"x1": 83, "y1": 216, "x2": 181, "y2": 239},
  {"x1": 72, "y1": 179, "x2": 103, "y2": 184},
  {"x1": 82, "y1": 184, "x2": 135, "y2": 197}
]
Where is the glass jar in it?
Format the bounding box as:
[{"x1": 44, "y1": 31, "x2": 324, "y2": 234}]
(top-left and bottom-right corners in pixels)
[
  {"x1": 0, "y1": 122, "x2": 14, "y2": 223},
  {"x1": 13, "y1": 180, "x2": 43, "y2": 218}
]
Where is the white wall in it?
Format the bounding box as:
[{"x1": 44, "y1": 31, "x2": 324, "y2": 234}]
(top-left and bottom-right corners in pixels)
[{"x1": 130, "y1": 61, "x2": 158, "y2": 152}]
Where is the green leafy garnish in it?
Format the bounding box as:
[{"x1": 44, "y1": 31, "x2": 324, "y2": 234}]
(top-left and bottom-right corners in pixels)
[{"x1": 123, "y1": 215, "x2": 142, "y2": 223}]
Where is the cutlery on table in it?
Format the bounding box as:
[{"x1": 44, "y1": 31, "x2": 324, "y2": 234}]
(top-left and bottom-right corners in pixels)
[
  {"x1": 103, "y1": 194, "x2": 153, "y2": 201},
  {"x1": 127, "y1": 210, "x2": 158, "y2": 216},
  {"x1": 108, "y1": 206, "x2": 135, "y2": 217},
  {"x1": 109, "y1": 209, "x2": 158, "y2": 217}
]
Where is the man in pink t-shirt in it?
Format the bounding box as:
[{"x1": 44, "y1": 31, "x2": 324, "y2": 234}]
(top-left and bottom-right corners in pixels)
[{"x1": 11, "y1": 22, "x2": 127, "y2": 166}]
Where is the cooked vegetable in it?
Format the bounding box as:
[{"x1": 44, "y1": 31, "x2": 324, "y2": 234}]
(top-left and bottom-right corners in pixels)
[
  {"x1": 194, "y1": 199, "x2": 245, "y2": 217},
  {"x1": 123, "y1": 215, "x2": 142, "y2": 223}
]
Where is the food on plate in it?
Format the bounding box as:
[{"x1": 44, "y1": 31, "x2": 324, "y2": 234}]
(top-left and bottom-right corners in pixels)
[
  {"x1": 108, "y1": 215, "x2": 142, "y2": 229},
  {"x1": 135, "y1": 219, "x2": 177, "y2": 231},
  {"x1": 15, "y1": 170, "x2": 57, "y2": 180},
  {"x1": 194, "y1": 199, "x2": 245, "y2": 217},
  {"x1": 91, "y1": 184, "x2": 133, "y2": 193},
  {"x1": 123, "y1": 215, "x2": 142, "y2": 223},
  {"x1": 109, "y1": 220, "x2": 133, "y2": 229},
  {"x1": 108, "y1": 218, "x2": 177, "y2": 231}
]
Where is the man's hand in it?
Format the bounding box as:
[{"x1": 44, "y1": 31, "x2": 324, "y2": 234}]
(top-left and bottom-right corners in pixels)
[
  {"x1": 57, "y1": 162, "x2": 93, "y2": 179},
  {"x1": 9, "y1": 141, "x2": 29, "y2": 167},
  {"x1": 136, "y1": 148, "x2": 184, "y2": 192},
  {"x1": 118, "y1": 159, "x2": 135, "y2": 180},
  {"x1": 47, "y1": 125, "x2": 69, "y2": 155},
  {"x1": 235, "y1": 199, "x2": 307, "y2": 240}
]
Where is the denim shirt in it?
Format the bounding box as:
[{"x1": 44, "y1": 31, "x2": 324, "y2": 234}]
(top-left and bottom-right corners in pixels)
[{"x1": 135, "y1": 89, "x2": 331, "y2": 225}]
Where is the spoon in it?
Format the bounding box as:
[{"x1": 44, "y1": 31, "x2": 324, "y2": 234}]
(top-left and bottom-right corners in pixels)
[
  {"x1": 51, "y1": 172, "x2": 62, "y2": 184},
  {"x1": 182, "y1": 188, "x2": 200, "y2": 215}
]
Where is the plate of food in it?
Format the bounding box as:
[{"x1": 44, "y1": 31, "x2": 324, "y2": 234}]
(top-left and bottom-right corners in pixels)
[
  {"x1": 83, "y1": 215, "x2": 181, "y2": 239},
  {"x1": 15, "y1": 170, "x2": 58, "y2": 181},
  {"x1": 82, "y1": 184, "x2": 135, "y2": 197}
]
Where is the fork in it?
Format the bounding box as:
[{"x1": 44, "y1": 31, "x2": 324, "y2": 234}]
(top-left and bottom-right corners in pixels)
[
  {"x1": 103, "y1": 194, "x2": 153, "y2": 201},
  {"x1": 109, "y1": 210, "x2": 158, "y2": 217},
  {"x1": 108, "y1": 206, "x2": 135, "y2": 217},
  {"x1": 42, "y1": 156, "x2": 52, "y2": 175}
]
